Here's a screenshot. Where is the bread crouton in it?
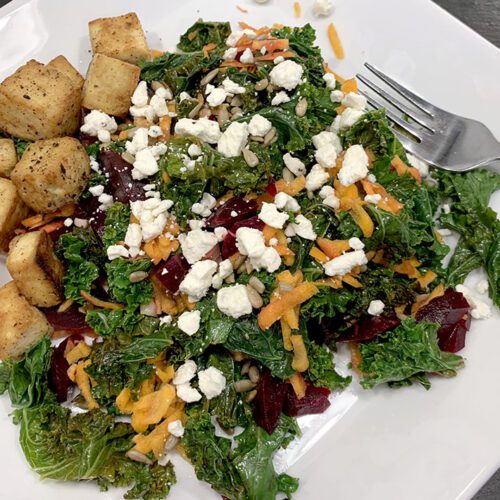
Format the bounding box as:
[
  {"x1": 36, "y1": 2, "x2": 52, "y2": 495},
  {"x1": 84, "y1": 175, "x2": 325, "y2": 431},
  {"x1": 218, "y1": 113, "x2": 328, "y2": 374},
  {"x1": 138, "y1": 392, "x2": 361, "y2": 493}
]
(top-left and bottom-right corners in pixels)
[
  {"x1": 82, "y1": 53, "x2": 140, "y2": 117},
  {"x1": 11, "y1": 137, "x2": 90, "y2": 213},
  {"x1": 0, "y1": 60, "x2": 82, "y2": 140},
  {"x1": 47, "y1": 55, "x2": 84, "y2": 91},
  {"x1": 0, "y1": 281, "x2": 53, "y2": 360},
  {"x1": 89, "y1": 12, "x2": 150, "y2": 64},
  {"x1": 0, "y1": 138, "x2": 17, "y2": 177},
  {"x1": 0, "y1": 178, "x2": 29, "y2": 252},
  {"x1": 7, "y1": 230, "x2": 65, "y2": 307}
]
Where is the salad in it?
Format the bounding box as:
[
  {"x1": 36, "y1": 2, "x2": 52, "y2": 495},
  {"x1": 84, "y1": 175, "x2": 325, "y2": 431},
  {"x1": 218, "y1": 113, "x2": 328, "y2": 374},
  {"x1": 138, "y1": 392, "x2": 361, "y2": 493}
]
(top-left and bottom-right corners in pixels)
[{"x1": 0, "y1": 10, "x2": 499, "y2": 500}]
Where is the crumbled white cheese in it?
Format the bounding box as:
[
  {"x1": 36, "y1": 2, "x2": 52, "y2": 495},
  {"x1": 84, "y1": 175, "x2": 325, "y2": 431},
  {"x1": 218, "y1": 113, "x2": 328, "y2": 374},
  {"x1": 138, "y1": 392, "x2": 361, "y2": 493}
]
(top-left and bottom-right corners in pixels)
[
  {"x1": 324, "y1": 250, "x2": 368, "y2": 276},
  {"x1": 226, "y1": 29, "x2": 256, "y2": 47},
  {"x1": 179, "y1": 260, "x2": 217, "y2": 302},
  {"x1": 131, "y1": 81, "x2": 149, "y2": 107},
  {"x1": 129, "y1": 104, "x2": 155, "y2": 122},
  {"x1": 223, "y1": 47, "x2": 238, "y2": 61},
  {"x1": 179, "y1": 91, "x2": 191, "y2": 102},
  {"x1": 306, "y1": 164, "x2": 330, "y2": 192},
  {"x1": 312, "y1": 131, "x2": 342, "y2": 153},
  {"x1": 313, "y1": 0, "x2": 334, "y2": 16},
  {"x1": 188, "y1": 219, "x2": 205, "y2": 231},
  {"x1": 338, "y1": 145, "x2": 369, "y2": 186},
  {"x1": 258, "y1": 202, "x2": 289, "y2": 229},
  {"x1": 98, "y1": 193, "x2": 114, "y2": 211},
  {"x1": 140, "y1": 301, "x2": 157, "y2": 317},
  {"x1": 176, "y1": 383, "x2": 202, "y2": 403},
  {"x1": 89, "y1": 185, "x2": 104, "y2": 197},
  {"x1": 126, "y1": 127, "x2": 149, "y2": 156},
  {"x1": 218, "y1": 259, "x2": 234, "y2": 279},
  {"x1": 179, "y1": 229, "x2": 218, "y2": 264},
  {"x1": 74, "y1": 218, "x2": 88, "y2": 228},
  {"x1": 475, "y1": 280, "x2": 489, "y2": 294},
  {"x1": 240, "y1": 48, "x2": 255, "y2": 64},
  {"x1": 273, "y1": 56, "x2": 285, "y2": 65},
  {"x1": 175, "y1": 118, "x2": 222, "y2": 144},
  {"x1": 367, "y1": 173, "x2": 377, "y2": 183},
  {"x1": 173, "y1": 360, "x2": 197, "y2": 385},
  {"x1": 150, "y1": 94, "x2": 169, "y2": 117},
  {"x1": 236, "y1": 227, "x2": 282, "y2": 272},
  {"x1": 168, "y1": 419, "x2": 185, "y2": 437},
  {"x1": 63, "y1": 218, "x2": 73, "y2": 227},
  {"x1": 274, "y1": 192, "x2": 300, "y2": 212},
  {"x1": 80, "y1": 110, "x2": 117, "y2": 136},
  {"x1": 364, "y1": 193, "x2": 382, "y2": 204},
  {"x1": 177, "y1": 310, "x2": 202, "y2": 336},
  {"x1": 107, "y1": 244, "x2": 129, "y2": 260},
  {"x1": 289, "y1": 214, "x2": 317, "y2": 240},
  {"x1": 222, "y1": 78, "x2": 246, "y2": 95},
  {"x1": 159, "y1": 315, "x2": 172, "y2": 326},
  {"x1": 132, "y1": 148, "x2": 160, "y2": 180},
  {"x1": 323, "y1": 73, "x2": 336, "y2": 90},
  {"x1": 155, "y1": 86, "x2": 172, "y2": 100},
  {"x1": 198, "y1": 366, "x2": 226, "y2": 400},
  {"x1": 130, "y1": 198, "x2": 174, "y2": 242},
  {"x1": 330, "y1": 90, "x2": 344, "y2": 103},
  {"x1": 283, "y1": 153, "x2": 306, "y2": 176},
  {"x1": 214, "y1": 226, "x2": 228, "y2": 242},
  {"x1": 217, "y1": 122, "x2": 249, "y2": 157},
  {"x1": 315, "y1": 144, "x2": 338, "y2": 168},
  {"x1": 269, "y1": 60, "x2": 304, "y2": 91},
  {"x1": 191, "y1": 192, "x2": 216, "y2": 217},
  {"x1": 187, "y1": 144, "x2": 202, "y2": 157},
  {"x1": 407, "y1": 154, "x2": 429, "y2": 177},
  {"x1": 124, "y1": 223, "x2": 142, "y2": 257},
  {"x1": 318, "y1": 185, "x2": 340, "y2": 209},
  {"x1": 442, "y1": 203, "x2": 451, "y2": 214},
  {"x1": 97, "y1": 129, "x2": 111, "y2": 143},
  {"x1": 456, "y1": 284, "x2": 492, "y2": 319},
  {"x1": 206, "y1": 87, "x2": 227, "y2": 107},
  {"x1": 217, "y1": 284, "x2": 253, "y2": 318},
  {"x1": 342, "y1": 92, "x2": 367, "y2": 111},
  {"x1": 332, "y1": 108, "x2": 364, "y2": 130},
  {"x1": 349, "y1": 237, "x2": 365, "y2": 250},
  {"x1": 148, "y1": 125, "x2": 163, "y2": 138},
  {"x1": 271, "y1": 91, "x2": 291, "y2": 106},
  {"x1": 368, "y1": 300, "x2": 385, "y2": 316},
  {"x1": 248, "y1": 115, "x2": 272, "y2": 137}
]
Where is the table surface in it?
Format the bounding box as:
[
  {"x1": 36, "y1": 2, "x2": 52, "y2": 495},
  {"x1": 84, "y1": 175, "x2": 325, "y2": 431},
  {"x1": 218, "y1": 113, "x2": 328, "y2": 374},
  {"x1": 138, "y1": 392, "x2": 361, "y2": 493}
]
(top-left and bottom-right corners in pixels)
[{"x1": 0, "y1": 0, "x2": 499, "y2": 498}]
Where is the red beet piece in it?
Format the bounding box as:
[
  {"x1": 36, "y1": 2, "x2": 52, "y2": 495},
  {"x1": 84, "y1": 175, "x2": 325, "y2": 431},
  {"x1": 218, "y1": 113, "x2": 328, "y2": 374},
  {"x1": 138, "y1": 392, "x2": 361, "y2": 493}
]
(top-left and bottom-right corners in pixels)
[
  {"x1": 79, "y1": 131, "x2": 98, "y2": 147},
  {"x1": 99, "y1": 150, "x2": 147, "y2": 203},
  {"x1": 338, "y1": 313, "x2": 401, "y2": 343},
  {"x1": 266, "y1": 179, "x2": 277, "y2": 197},
  {"x1": 74, "y1": 197, "x2": 107, "y2": 237},
  {"x1": 45, "y1": 303, "x2": 93, "y2": 335},
  {"x1": 204, "y1": 243, "x2": 222, "y2": 263},
  {"x1": 156, "y1": 254, "x2": 190, "y2": 294},
  {"x1": 283, "y1": 383, "x2": 331, "y2": 417},
  {"x1": 48, "y1": 334, "x2": 84, "y2": 402},
  {"x1": 416, "y1": 288, "x2": 471, "y2": 353},
  {"x1": 205, "y1": 197, "x2": 258, "y2": 229},
  {"x1": 221, "y1": 216, "x2": 265, "y2": 259},
  {"x1": 252, "y1": 370, "x2": 288, "y2": 435}
]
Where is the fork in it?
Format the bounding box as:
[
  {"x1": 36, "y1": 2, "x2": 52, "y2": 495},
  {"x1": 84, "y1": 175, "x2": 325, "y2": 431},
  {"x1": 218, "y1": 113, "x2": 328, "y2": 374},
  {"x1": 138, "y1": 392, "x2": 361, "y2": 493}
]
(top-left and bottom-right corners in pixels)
[{"x1": 356, "y1": 62, "x2": 500, "y2": 172}]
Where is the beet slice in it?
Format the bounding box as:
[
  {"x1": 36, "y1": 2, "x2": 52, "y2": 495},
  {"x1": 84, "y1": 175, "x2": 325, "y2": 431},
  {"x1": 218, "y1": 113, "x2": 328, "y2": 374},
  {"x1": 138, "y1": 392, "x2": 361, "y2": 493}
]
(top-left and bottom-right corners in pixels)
[
  {"x1": 74, "y1": 197, "x2": 107, "y2": 237},
  {"x1": 221, "y1": 216, "x2": 265, "y2": 259},
  {"x1": 48, "y1": 334, "x2": 84, "y2": 403},
  {"x1": 416, "y1": 288, "x2": 471, "y2": 353},
  {"x1": 266, "y1": 179, "x2": 277, "y2": 197},
  {"x1": 79, "y1": 132, "x2": 98, "y2": 147},
  {"x1": 156, "y1": 254, "x2": 190, "y2": 294},
  {"x1": 283, "y1": 383, "x2": 331, "y2": 417},
  {"x1": 205, "y1": 197, "x2": 258, "y2": 229},
  {"x1": 338, "y1": 313, "x2": 401, "y2": 343},
  {"x1": 204, "y1": 242, "x2": 221, "y2": 263},
  {"x1": 99, "y1": 150, "x2": 147, "y2": 204},
  {"x1": 45, "y1": 303, "x2": 93, "y2": 335},
  {"x1": 252, "y1": 370, "x2": 288, "y2": 435}
]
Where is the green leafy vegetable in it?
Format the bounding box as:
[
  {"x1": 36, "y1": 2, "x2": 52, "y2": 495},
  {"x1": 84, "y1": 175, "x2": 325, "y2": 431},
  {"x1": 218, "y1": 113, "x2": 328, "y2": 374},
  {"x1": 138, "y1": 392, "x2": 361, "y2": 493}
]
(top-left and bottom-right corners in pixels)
[
  {"x1": 102, "y1": 202, "x2": 131, "y2": 248},
  {"x1": 177, "y1": 20, "x2": 230, "y2": 52},
  {"x1": 358, "y1": 318, "x2": 464, "y2": 389},
  {"x1": 307, "y1": 343, "x2": 351, "y2": 390}
]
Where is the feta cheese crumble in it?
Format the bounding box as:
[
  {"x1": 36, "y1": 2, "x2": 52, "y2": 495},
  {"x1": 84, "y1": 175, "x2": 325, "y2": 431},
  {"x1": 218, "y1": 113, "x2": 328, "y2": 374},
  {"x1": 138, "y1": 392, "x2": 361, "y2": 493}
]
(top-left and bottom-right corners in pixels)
[
  {"x1": 177, "y1": 310, "x2": 202, "y2": 336},
  {"x1": 269, "y1": 60, "x2": 304, "y2": 91},
  {"x1": 289, "y1": 214, "x2": 317, "y2": 240},
  {"x1": 107, "y1": 244, "x2": 129, "y2": 260},
  {"x1": 332, "y1": 108, "x2": 364, "y2": 130},
  {"x1": 312, "y1": 131, "x2": 342, "y2": 154},
  {"x1": 248, "y1": 115, "x2": 272, "y2": 137},
  {"x1": 80, "y1": 110, "x2": 117, "y2": 137},
  {"x1": 306, "y1": 164, "x2": 329, "y2": 192},
  {"x1": 179, "y1": 260, "x2": 218, "y2": 302},
  {"x1": 240, "y1": 48, "x2": 255, "y2": 64},
  {"x1": 274, "y1": 192, "x2": 300, "y2": 212},
  {"x1": 456, "y1": 285, "x2": 492, "y2": 319},
  {"x1": 338, "y1": 145, "x2": 369, "y2": 186},
  {"x1": 318, "y1": 185, "x2": 340, "y2": 209},
  {"x1": 198, "y1": 366, "x2": 227, "y2": 400},
  {"x1": 206, "y1": 87, "x2": 227, "y2": 107},
  {"x1": 313, "y1": 0, "x2": 334, "y2": 16},
  {"x1": 217, "y1": 121, "x2": 249, "y2": 157},
  {"x1": 176, "y1": 383, "x2": 202, "y2": 403},
  {"x1": 168, "y1": 420, "x2": 185, "y2": 437},
  {"x1": 315, "y1": 144, "x2": 338, "y2": 168},
  {"x1": 271, "y1": 91, "x2": 291, "y2": 106},
  {"x1": 236, "y1": 227, "x2": 282, "y2": 272},
  {"x1": 342, "y1": 92, "x2": 367, "y2": 111},
  {"x1": 368, "y1": 300, "x2": 385, "y2": 316},
  {"x1": 175, "y1": 118, "x2": 222, "y2": 144},
  {"x1": 324, "y1": 250, "x2": 368, "y2": 276},
  {"x1": 222, "y1": 78, "x2": 246, "y2": 95},
  {"x1": 407, "y1": 154, "x2": 429, "y2": 178},
  {"x1": 173, "y1": 360, "x2": 197, "y2": 385},
  {"x1": 217, "y1": 284, "x2": 253, "y2": 318},
  {"x1": 179, "y1": 229, "x2": 218, "y2": 264},
  {"x1": 258, "y1": 202, "x2": 289, "y2": 229},
  {"x1": 364, "y1": 193, "x2": 382, "y2": 204},
  {"x1": 130, "y1": 198, "x2": 174, "y2": 242},
  {"x1": 323, "y1": 73, "x2": 336, "y2": 90},
  {"x1": 349, "y1": 237, "x2": 365, "y2": 250}
]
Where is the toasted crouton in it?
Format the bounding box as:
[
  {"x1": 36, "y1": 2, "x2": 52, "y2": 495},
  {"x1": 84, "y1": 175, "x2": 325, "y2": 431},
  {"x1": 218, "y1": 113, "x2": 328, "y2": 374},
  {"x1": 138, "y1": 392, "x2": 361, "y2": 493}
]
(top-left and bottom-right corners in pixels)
[
  {"x1": 0, "y1": 60, "x2": 82, "y2": 140},
  {"x1": 89, "y1": 12, "x2": 150, "y2": 64},
  {"x1": 0, "y1": 281, "x2": 53, "y2": 360},
  {"x1": 11, "y1": 137, "x2": 90, "y2": 213},
  {"x1": 7, "y1": 230, "x2": 65, "y2": 307},
  {"x1": 47, "y1": 55, "x2": 84, "y2": 91},
  {"x1": 0, "y1": 178, "x2": 29, "y2": 252},
  {"x1": 82, "y1": 53, "x2": 140, "y2": 117},
  {"x1": 0, "y1": 138, "x2": 17, "y2": 177}
]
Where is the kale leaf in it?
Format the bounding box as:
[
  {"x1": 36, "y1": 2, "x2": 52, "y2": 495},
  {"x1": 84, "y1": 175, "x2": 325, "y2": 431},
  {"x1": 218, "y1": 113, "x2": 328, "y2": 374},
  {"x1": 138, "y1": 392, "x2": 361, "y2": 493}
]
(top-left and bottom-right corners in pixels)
[
  {"x1": 307, "y1": 343, "x2": 351, "y2": 390},
  {"x1": 358, "y1": 318, "x2": 464, "y2": 389},
  {"x1": 102, "y1": 202, "x2": 131, "y2": 248},
  {"x1": 177, "y1": 20, "x2": 231, "y2": 52}
]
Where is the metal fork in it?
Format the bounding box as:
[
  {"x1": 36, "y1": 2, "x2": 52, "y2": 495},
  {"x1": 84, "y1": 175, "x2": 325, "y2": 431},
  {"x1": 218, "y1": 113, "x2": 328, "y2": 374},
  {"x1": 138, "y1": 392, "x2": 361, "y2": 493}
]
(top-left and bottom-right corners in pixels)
[{"x1": 356, "y1": 62, "x2": 500, "y2": 172}]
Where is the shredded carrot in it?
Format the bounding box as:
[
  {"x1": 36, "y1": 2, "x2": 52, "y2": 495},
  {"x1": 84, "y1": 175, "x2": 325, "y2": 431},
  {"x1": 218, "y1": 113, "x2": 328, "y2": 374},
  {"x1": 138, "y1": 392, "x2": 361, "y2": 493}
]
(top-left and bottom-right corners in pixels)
[
  {"x1": 275, "y1": 175, "x2": 306, "y2": 196},
  {"x1": 131, "y1": 384, "x2": 177, "y2": 433},
  {"x1": 150, "y1": 49, "x2": 164, "y2": 59},
  {"x1": 349, "y1": 342, "x2": 362, "y2": 376},
  {"x1": 341, "y1": 78, "x2": 358, "y2": 94},
  {"x1": 21, "y1": 203, "x2": 75, "y2": 229},
  {"x1": 313, "y1": 277, "x2": 343, "y2": 289},
  {"x1": 317, "y1": 238, "x2": 350, "y2": 260},
  {"x1": 412, "y1": 283, "x2": 445, "y2": 315},
  {"x1": 417, "y1": 270, "x2": 437, "y2": 289},
  {"x1": 251, "y1": 39, "x2": 289, "y2": 52},
  {"x1": 80, "y1": 291, "x2": 124, "y2": 310},
  {"x1": 68, "y1": 360, "x2": 99, "y2": 410},
  {"x1": 327, "y1": 22, "x2": 345, "y2": 60},
  {"x1": 202, "y1": 42, "x2": 217, "y2": 57},
  {"x1": 323, "y1": 62, "x2": 346, "y2": 84},
  {"x1": 391, "y1": 155, "x2": 421, "y2": 184},
  {"x1": 280, "y1": 318, "x2": 293, "y2": 351},
  {"x1": 116, "y1": 388, "x2": 134, "y2": 414},
  {"x1": 394, "y1": 258, "x2": 421, "y2": 279},
  {"x1": 239, "y1": 21, "x2": 258, "y2": 30},
  {"x1": 65, "y1": 341, "x2": 91, "y2": 365},
  {"x1": 342, "y1": 274, "x2": 363, "y2": 288},
  {"x1": 236, "y1": 5, "x2": 248, "y2": 13},
  {"x1": 254, "y1": 51, "x2": 296, "y2": 61},
  {"x1": 289, "y1": 372, "x2": 307, "y2": 399},
  {"x1": 309, "y1": 246, "x2": 329, "y2": 264},
  {"x1": 293, "y1": 1, "x2": 302, "y2": 18},
  {"x1": 290, "y1": 334, "x2": 309, "y2": 372},
  {"x1": 361, "y1": 179, "x2": 404, "y2": 214},
  {"x1": 351, "y1": 202, "x2": 374, "y2": 238},
  {"x1": 283, "y1": 307, "x2": 299, "y2": 330}
]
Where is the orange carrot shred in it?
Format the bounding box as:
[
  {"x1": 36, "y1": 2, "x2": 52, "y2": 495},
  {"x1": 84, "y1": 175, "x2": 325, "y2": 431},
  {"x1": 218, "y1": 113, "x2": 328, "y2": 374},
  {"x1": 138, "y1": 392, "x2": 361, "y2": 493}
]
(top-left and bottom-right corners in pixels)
[
  {"x1": 327, "y1": 22, "x2": 345, "y2": 60},
  {"x1": 236, "y1": 5, "x2": 248, "y2": 13},
  {"x1": 293, "y1": 1, "x2": 302, "y2": 18}
]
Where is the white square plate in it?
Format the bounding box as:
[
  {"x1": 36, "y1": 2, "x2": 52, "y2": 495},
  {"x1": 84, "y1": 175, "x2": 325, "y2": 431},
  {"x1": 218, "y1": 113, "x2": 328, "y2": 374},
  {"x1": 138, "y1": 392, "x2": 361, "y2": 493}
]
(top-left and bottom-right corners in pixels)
[{"x1": 0, "y1": 1, "x2": 499, "y2": 499}]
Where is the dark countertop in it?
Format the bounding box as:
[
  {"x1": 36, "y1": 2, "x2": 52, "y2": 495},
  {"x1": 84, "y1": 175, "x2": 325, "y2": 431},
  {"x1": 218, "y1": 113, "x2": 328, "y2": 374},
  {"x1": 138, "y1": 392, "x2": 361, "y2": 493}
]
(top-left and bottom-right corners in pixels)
[{"x1": 0, "y1": 0, "x2": 498, "y2": 498}]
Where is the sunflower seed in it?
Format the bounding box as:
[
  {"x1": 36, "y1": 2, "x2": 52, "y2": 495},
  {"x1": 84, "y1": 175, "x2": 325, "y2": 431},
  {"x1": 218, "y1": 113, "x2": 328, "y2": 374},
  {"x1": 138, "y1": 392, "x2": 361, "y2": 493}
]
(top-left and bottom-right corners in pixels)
[
  {"x1": 242, "y1": 148, "x2": 259, "y2": 167},
  {"x1": 245, "y1": 389, "x2": 258, "y2": 403},
  {"x1": 129, "y1": 271, "x2": 149, "y2": 283},
  {"x1": 200, "y1": 68, "x2": 219, "y2": 86},
  {"x1": 230, "y1": 95, "x2": 243, "y2": 107},
  {"x1": 266, "y1": 83, "x2": 275, "y2": 92},
  {"x1": 225, "y1": 273, "x2": 236, "y2": 284},
  {"x1": 234, "y1": 379, "x2": 256, "y2": 393},
  {"x1": 295, "y1": 97, "x2": 308, "y2": 117},
  {"x1": 231, "y1": 110, "x2": 243, "y2": 120},
  {"x1": 232, "y1": 254, "x2": 246, "y2": 269},
  {"x1": 217, "y1": 106, "x2": 230, "y2": 126},
  {"x1": 188, "y1": 101, "x2": 204, "y2": 119},
  {"x1": 121, "y1": 151, "x2": 135, "y2": 164},
  {"x1": 248, "y1": 366, "x2": 260, "y2": 384},
  {"x1": 151, "y1": 80, "x2": 166, "y2": 91},
  {"x1": 245, "y1": 259, "x2": 254, "y2": 274},
  {"x1": 232, "y1": 351, "x2": 246, "y2": 362},
  {"x1": 282, "y1": 167, "x2": 295, "y2": 181},
  {"x1": 126, "y1": 127, "x2": 138, "y2": 138},
  {"x1": 126, "y1": 450, "x2": 153, "y2": 465},
  {"x1": 249, "y1": 276, "x2": 265, "y2": 294},
  {"x1": 263, "y1": 127, "x2": 276, "y2": 146},
  {"x1": 198, "y1": 106, "x2": 212, "y2": 118},
  {"x1": 236, "y1": 261, "x2": 247, "y2": 274},
  {"x1": 250, "y1": 135, "x2": 264, "y2": 143},
  {"x1": 241, "y1": 360, "x2": 252, "y2": 375},
  {"x1": 255, "y1": 78, "x2": 269, "y2": 91},
  {"x1": 246, "y1": 285, "x2": 263, "y2": 309}
]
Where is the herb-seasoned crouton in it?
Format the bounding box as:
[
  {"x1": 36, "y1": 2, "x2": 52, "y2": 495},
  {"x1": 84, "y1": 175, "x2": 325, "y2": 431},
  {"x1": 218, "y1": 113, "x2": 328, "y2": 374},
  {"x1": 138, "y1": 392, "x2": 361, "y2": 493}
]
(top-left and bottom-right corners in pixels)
[
  {"x1": 47, "y1": 55, "x2": 84, "y2": 91},
  {"x1": 0, "y1": 138, "x2": 17, "y2": 177},
  {"x1": 7, "y1": 230, "x2": 65, "y2": 307},
  {"x1": 0, "y1": 60, "x2": 82, "y2": 140},
  {"x1": 0, "y1": 281, "x2": 53, "y2": 360},
  {"x1": 0, "y1": 178, "x2": 29, "y2": 252},
  {"x1": 11, "y1": 137, "x2": 90, "y2": 213},
  {"x1": 89, "y1": 12, "x2": 150, "y2": 64},
  {"x1": 82, "y1": 53, "x2": 140, "y2": 117}
]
